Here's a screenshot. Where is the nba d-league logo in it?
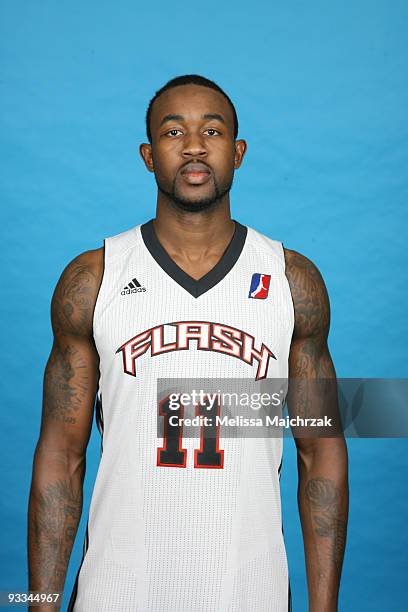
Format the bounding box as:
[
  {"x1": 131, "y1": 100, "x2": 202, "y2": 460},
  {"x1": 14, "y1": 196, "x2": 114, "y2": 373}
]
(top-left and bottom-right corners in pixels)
[{"x1": 248, "y1": 273, "x2": 271, "y2": 299}]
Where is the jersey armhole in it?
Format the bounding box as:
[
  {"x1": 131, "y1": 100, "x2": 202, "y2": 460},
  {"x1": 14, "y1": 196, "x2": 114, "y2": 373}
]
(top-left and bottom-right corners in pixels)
[
  {"x1": 92, "y1": 239, "x2": 107, "y2": 340},
  {"x1": 281, "y1": 242, "x2": 296, "y2": 338}
]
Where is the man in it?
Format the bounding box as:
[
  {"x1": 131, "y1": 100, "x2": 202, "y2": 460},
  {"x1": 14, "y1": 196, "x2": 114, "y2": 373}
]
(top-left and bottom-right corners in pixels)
[{"x1": 28, "y1": 74, "x2": 348, "y2": 611}]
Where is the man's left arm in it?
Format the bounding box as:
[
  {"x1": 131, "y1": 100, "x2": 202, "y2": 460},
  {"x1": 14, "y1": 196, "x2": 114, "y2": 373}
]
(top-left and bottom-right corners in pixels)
[{"x1": 285, "y1": 248, "x2": 349, "y2": 612}]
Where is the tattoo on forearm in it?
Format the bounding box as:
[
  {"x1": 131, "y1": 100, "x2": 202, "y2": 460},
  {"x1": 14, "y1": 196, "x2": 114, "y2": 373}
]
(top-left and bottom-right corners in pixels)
[
  {"x1": 31, "y1": 479, "x2": 82, "y2": 590},
  {"x1": 43, "y1": 345, "x2": 89, "y2": 424},
  {"x1": 305, "y1": 477, "x2": 347, "y2": 574}
]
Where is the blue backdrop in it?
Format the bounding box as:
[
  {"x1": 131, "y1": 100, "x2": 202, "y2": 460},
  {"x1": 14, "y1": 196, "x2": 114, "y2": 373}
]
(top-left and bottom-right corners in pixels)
[{"x1": 1, "y1": 1, "x2": 407, "y2": 610}]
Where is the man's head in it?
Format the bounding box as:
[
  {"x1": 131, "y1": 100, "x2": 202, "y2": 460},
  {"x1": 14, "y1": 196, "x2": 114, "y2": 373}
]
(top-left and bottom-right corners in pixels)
[
  {"x1": 145, "y1": 75, "x2": 239, "y2": 144},
  {"x1": 140, "y1": 74, "x2": 246, "y2": 214}
]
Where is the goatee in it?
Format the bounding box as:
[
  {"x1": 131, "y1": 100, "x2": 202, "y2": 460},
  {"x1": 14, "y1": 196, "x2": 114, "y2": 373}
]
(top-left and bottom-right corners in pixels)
[{"x1": 157, "y1": 174, "x2": 233, "y2": 213}]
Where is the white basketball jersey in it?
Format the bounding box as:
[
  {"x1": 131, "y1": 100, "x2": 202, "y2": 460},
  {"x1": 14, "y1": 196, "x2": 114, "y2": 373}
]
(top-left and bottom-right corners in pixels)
[{"x1": 68, "y1": 219, "x2": 294, "y2": 612}]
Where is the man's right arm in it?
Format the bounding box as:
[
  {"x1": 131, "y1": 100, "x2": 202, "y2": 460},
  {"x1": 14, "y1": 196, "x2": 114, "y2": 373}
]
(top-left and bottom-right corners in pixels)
[{"x1": 27, "y1": 248, "x2": 103, "y2": 609}]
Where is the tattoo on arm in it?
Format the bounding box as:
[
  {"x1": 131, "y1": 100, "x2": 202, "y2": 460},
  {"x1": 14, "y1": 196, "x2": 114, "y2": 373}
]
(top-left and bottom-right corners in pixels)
[
  {"x1": 305, "y1": 477, "x2": 347, "y2": 574},
  {"x1": 42, "y1": 252, "x2": 102, "y2": 425},
  {"x1": 285, "y1": 249, "x2": 348, "y2": 607},
  {"x1": 286, "y1": 249, "x2": 335, "y2": 419},
  {"x1": 52, "y1": 262, "x2": 98, "y2": 337},
  {"x1": 31, "y1": 479, "x2": 82, "y2": 590},
  {"x1": 286, "y1": 250, "x2": 330, "y2": 340},
  {"x1": 28, "y1": 251, "x2": 103, "y2": 599},
  {"x1": 43, "y1": 345, "x2": 89, "y2": 425}
]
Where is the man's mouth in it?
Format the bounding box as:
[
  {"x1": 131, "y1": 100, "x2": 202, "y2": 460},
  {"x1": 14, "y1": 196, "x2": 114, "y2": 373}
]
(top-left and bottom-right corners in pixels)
[{"x1": 180, "y1": 162, "x2": 211, "y2": 185}]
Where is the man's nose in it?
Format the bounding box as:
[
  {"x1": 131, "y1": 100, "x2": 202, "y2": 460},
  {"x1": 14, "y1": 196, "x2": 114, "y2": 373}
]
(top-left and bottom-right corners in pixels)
[{"x1": 182, "y1": 133, "x2": 207, "y2": 157}]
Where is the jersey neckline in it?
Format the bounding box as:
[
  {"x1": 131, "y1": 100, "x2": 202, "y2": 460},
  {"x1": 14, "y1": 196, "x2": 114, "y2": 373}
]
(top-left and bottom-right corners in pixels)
[{"x1": 140, "y1": 218, "x2": 248, "y2": 298}]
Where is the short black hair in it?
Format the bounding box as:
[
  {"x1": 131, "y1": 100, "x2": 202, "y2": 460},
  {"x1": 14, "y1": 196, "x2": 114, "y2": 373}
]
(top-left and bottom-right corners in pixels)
[{"x1": 145, "y1": 74, "x2": 239, "y2": 143}]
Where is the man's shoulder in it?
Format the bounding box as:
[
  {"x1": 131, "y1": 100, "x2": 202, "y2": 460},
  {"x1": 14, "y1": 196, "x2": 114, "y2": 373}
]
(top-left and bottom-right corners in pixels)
[
  {"x1": 243, "y1": 223, "x2": 286, "y2": 266},
  {"x1": 104, "y1": 223, "x2": 145, "y2": 261},
  {"x1": 61, "y1": 247, "x2": 105, "y2": 284},
  {"x1": 283, "y1": 247, "x2": 321, "y2": 277}
]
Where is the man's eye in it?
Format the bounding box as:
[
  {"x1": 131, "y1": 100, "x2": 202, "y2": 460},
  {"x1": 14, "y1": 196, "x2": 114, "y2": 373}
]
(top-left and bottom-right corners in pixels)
[
  {"x1": 166, "y1": 129, "x2": 182, "y2": 137},
  {"x1": 205, "y1": 129, "x2": 220, "y2": 136}
]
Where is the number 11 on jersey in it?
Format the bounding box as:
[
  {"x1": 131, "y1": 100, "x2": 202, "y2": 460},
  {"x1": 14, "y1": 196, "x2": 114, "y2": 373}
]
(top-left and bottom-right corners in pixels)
[{"x1": 157, "y1": 393, "x2": 224, "y2": 469}]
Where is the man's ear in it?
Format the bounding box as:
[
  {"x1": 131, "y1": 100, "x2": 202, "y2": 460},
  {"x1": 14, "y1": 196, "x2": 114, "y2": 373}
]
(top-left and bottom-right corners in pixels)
[
  {"x1": 234, "y1": 139, "x2": 247, "y2": 169},
  {"x1": 139, "y1": 143, "x2": 154, "y2": 172}
]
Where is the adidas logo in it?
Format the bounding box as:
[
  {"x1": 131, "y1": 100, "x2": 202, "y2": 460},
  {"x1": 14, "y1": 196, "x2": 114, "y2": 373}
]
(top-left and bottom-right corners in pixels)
[{"x1": 121, "y1": 277, "x2": 147, "y2": 295}]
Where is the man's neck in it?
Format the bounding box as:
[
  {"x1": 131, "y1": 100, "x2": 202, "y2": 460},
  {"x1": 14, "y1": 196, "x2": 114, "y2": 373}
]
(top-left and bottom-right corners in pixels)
[{"x1": 151, "y1": 204, "x2": 236, "y2": 280}]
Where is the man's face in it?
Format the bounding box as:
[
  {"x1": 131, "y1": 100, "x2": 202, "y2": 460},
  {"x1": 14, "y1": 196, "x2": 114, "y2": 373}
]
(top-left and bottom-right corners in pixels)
[{"x1": 141, "y1": 84, "x2": 246, "y2": 213}]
